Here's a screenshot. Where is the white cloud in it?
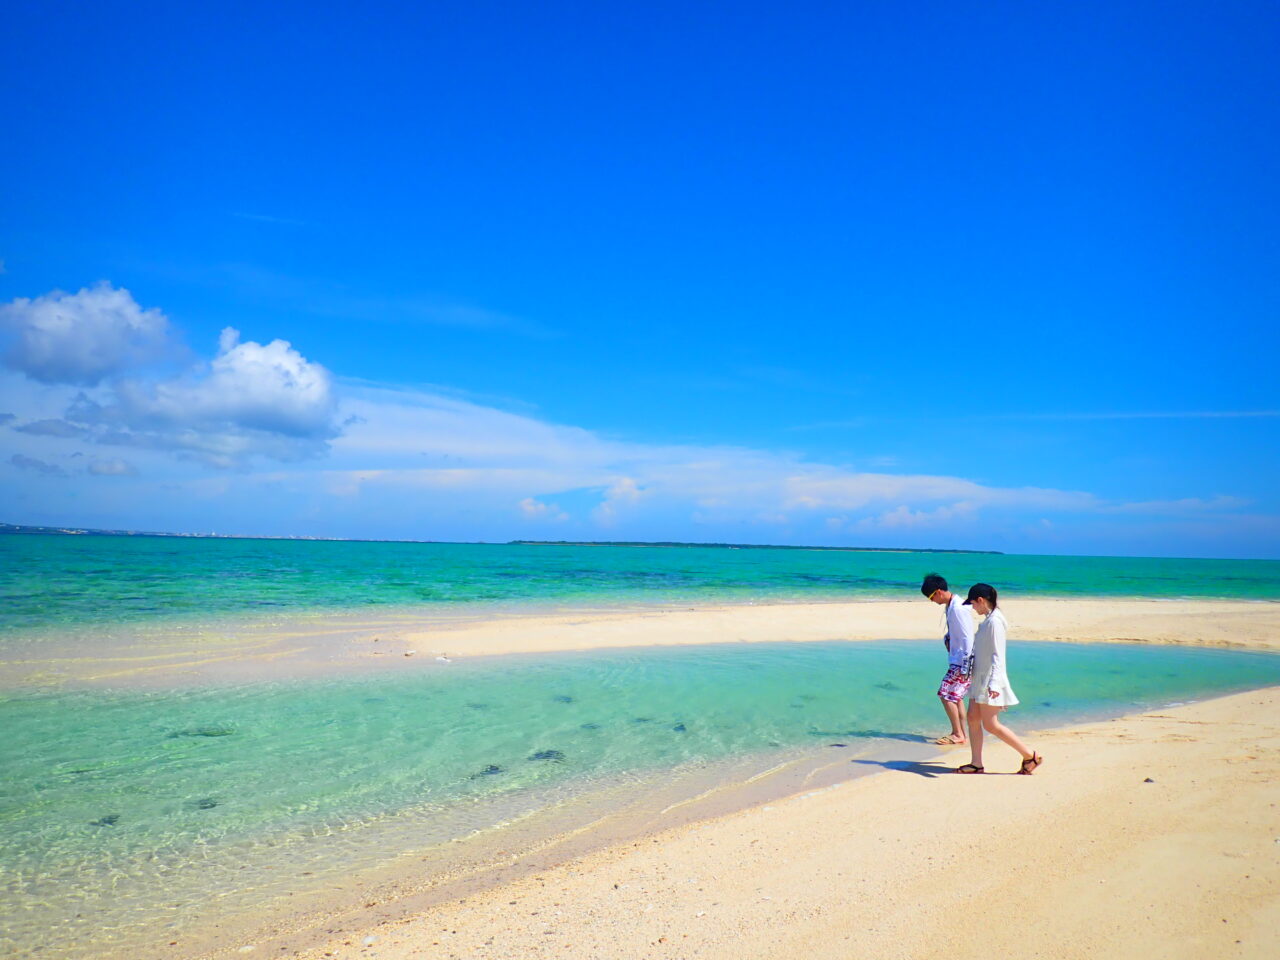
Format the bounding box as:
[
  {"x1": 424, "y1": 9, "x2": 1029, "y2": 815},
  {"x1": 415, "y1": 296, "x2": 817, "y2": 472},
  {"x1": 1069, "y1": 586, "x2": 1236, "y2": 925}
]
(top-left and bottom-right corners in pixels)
[
  {"x1": 518, "y1": 497, "x2": 568, "y2": 522},
  {"x1": 858, "y1": 501, "x2": 981, "y2": 530},
  {"x1": 318, "y1": 382, "x2": 1114, "y2": 537},
  {"x1": 1, "y1": 285, "x2": 1263, "y2": 548},
  {"x1": 88, "y1": 458, "x2": 138, "y2": 477},
  {"x1": 14, "y1": 418, "x2": 87, "y2": 438},
  {"x1": 592, "y1": 476, "x2": 646, "y2": 524},
  {"x1": 64, "y1": 327, "x2": 341, "y2": 467},
  {"x1": 0, "y1": 283, "x2": 174, "y2": 385},
  {"x1": 1105, "y1": 495, "x2": 1248, "y2": 515}
]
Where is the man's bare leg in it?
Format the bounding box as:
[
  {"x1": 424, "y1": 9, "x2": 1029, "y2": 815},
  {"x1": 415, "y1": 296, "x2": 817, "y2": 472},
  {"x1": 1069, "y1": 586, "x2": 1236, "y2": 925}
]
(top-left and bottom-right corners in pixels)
[{"x1": 938, "y1": 697, "x2": 967, "y2": 743}]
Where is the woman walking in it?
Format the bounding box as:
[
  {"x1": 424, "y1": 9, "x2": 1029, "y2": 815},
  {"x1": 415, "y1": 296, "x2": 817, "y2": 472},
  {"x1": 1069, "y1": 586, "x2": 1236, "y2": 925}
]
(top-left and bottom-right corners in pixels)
[{"x1": 955, "y1": 583, "x2": 1043, "y2": 775}]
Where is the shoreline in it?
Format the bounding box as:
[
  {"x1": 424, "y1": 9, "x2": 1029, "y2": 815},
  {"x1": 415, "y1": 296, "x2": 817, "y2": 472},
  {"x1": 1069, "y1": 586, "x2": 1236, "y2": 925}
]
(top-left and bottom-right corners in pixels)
[
  {"x1": 3, "y1": 596, "x2": 1279, "y2": 689},
  {"x1": 267, "y1": 684, "x2": 1280, "y2": 960}
]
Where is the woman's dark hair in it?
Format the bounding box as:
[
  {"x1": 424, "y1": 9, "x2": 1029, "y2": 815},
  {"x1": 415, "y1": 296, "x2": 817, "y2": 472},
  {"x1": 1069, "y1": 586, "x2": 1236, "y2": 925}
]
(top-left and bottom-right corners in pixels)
[
  {"x1": 920, "y1": 573, "x2": 947, "y2": 597},
  {"x1": 963, "y1": 583, "x2": 998, "y2": 608}
]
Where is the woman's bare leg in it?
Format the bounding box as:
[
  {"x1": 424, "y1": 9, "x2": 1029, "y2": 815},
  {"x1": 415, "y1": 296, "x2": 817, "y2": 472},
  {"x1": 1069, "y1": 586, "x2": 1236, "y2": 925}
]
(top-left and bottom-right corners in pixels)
[
  {"x1": 966, "y1": 699, "x2": 984, "y2": 767},
  {"x1": 975, "y1": 704, "x2": 1034, "y2": 763}
]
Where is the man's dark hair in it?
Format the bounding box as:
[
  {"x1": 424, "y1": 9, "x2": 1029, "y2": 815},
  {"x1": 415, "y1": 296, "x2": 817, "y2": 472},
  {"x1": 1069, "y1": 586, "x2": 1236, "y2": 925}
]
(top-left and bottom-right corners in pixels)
[{"x1": 920, "y1": 573, "x2": 947, "y2": 597}]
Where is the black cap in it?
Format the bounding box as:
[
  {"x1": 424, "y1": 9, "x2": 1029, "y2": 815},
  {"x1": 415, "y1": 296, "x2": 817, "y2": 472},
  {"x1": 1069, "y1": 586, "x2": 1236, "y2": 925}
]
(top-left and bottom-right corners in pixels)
[{"x1": 963, "y1": 582, "x2": 997, "y2": 607}]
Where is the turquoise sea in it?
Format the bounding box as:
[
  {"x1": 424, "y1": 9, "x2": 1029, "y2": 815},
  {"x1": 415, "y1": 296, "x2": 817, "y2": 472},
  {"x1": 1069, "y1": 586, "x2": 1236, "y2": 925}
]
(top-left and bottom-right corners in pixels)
[
  {"x1": 1, "y1": 535, "x2": 1279, "y2": 958},
  {"x1": 3, "y1": 534, "x2": 1279, "y2": 636}
]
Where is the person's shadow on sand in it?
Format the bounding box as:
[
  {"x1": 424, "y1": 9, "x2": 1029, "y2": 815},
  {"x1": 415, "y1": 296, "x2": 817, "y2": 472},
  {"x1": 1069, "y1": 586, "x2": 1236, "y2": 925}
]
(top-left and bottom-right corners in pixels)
[
  {"x1": 850, "y1": 758, "x2": 952, "y2": 778},
  {"x1": 812, "y1": 730, "x2": 934, "y2": 744}
]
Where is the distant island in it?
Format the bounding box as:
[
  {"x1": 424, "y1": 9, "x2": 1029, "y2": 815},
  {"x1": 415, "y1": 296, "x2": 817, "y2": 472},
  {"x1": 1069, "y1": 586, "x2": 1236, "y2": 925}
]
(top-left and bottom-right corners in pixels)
[
  {"x1": 510, "y1": 540, "x2": 1002, "y2": 554},
  {"x1": 0, "y1": 523, "x2": 1000, "y2": 554}
]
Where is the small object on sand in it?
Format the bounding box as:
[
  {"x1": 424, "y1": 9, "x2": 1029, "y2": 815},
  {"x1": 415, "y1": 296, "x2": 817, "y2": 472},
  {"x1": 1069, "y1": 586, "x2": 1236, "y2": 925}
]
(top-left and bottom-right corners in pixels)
[
  {"x1": 403, "y1": 651, "x2": 415, "y2": 657},
  {"x1": 1144, "y1": 777, "x2": 1155, "y2": 783},
  {"x1": 435, "y1": 654, "x2": 450, "y2": 662},
  {"x1": 363, "y1": 936, "x2": 377, "y2": 946},
  {"x1": 829, "y1": 743, "x2": 847, "y2": 748}
]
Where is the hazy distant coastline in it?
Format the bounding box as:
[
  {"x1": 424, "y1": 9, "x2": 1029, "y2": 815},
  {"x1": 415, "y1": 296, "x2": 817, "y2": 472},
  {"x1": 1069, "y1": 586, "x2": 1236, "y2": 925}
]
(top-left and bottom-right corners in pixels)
[
  {"x1": 510, "y1": 540, "x2": 1002, "y2": 554},
  {"x1": 0, "y1": 522, "x2": 1000, "y2": 553}
]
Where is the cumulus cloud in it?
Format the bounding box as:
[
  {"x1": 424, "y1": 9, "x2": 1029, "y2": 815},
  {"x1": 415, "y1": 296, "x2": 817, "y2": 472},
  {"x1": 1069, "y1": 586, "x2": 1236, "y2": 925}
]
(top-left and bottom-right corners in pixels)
[
  {"x1": 63, "y1": 327, "x2": 341, "y2": 467},
  {"x1": 592, "y1": 476, "x2": 646, "y2": 524},
  {"x1": 9, "y1": 453, "x2": 67, "y2": 476},
  {"x1": 0, "y1": 283, "x2": 174, "y2": 385}
]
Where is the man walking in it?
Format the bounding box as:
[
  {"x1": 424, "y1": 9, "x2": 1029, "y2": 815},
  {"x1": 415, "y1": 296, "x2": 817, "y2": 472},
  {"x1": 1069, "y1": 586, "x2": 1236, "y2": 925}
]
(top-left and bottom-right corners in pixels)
[{"x1": 920, "y1": 573, "x2": 975, "y2": 745}]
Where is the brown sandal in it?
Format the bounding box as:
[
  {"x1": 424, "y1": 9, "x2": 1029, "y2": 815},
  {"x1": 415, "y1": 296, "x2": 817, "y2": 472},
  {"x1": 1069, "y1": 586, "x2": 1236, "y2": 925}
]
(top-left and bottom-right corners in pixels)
[
  {"x1": 1018, "y1": 753, "x2": 1043, "y2": 775},
  {"x1": 956, "y1": 763, "x2": 985, "y2": 774}
]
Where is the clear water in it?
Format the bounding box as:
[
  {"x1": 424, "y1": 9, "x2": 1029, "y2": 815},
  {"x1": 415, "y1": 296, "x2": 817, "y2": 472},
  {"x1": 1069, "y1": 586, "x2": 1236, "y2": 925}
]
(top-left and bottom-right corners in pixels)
[
  {"x1": 3, "y1": 534, "x2": 1278, "y2": 636},
  {"x1": 2, "y1": 640, "x2": 1278, "y2": 957}
]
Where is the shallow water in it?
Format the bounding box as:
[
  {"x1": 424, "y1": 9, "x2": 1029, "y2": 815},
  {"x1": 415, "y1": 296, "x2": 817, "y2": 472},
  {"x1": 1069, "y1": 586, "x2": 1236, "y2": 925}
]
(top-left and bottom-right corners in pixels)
[
  {"x1": 3, "y1": 534, "x2": 1278, "y2": 637},
  {"x1": 2, "y1": 639, "x2": 1278, "y2": 958}
]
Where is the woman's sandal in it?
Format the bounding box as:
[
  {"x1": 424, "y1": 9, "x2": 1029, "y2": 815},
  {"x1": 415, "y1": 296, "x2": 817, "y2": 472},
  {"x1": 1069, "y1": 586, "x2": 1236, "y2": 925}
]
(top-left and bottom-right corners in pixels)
[
  {"x1": 956, "y1": 763, "x2": 985, "y2": 774},
  {"x1": 1018, "y1": 753, "x2": 1043, "y2": 775}
]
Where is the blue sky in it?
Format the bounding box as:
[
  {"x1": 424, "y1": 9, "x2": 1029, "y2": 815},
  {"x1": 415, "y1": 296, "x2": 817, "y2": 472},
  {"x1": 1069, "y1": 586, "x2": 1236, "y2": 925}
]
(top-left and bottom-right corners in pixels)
[{"x1": 2, "y1": 1, "x2": 1278, "y2": 557}]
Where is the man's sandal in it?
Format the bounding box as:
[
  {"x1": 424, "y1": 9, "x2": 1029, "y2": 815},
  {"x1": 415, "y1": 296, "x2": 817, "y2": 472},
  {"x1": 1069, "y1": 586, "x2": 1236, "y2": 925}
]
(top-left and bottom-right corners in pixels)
[
  {"x1": 1018, "y1": 753, "x2": 1043, "y2": 775},
  {"x1": 955, "y1": 763, "x2": 985, "y2": 774},
  {"x1": 934, "y1": 735, "x2": 965, "y2": 745}
]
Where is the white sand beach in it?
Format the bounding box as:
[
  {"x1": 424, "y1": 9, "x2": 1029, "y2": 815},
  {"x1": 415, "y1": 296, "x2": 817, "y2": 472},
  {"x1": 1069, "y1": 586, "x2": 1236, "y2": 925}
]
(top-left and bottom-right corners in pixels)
[
  {"x1": 378, "y1": 597, "x2": 1280, "y2": 660},
  {"x1": 11, "y1": 597, "x2": 1277, "y2": 690}
]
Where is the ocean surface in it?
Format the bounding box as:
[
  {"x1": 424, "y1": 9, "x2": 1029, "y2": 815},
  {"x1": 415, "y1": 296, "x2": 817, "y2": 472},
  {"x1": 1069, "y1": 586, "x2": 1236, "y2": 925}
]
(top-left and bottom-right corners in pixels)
[
  {"x1": 3, "y1": 640, "x2": 1280, "y2": 958},
  {"x1": 3, "y1": 534, "x2": 1279, "y2": 636}
]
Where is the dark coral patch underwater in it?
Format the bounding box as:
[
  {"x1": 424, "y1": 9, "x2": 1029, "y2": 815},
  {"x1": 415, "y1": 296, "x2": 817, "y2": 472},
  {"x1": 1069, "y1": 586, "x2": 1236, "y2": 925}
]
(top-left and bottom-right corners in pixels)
[{"x1": 528, "y1": 750, "x2": 566, "y2": 762}]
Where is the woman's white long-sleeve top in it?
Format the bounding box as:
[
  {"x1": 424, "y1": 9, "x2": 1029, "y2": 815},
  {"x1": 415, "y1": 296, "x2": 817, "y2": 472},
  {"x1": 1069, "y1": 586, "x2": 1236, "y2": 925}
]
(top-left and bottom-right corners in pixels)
[{"x1": 970, "y1": 607, "x2": 1019, "y2": 706}]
